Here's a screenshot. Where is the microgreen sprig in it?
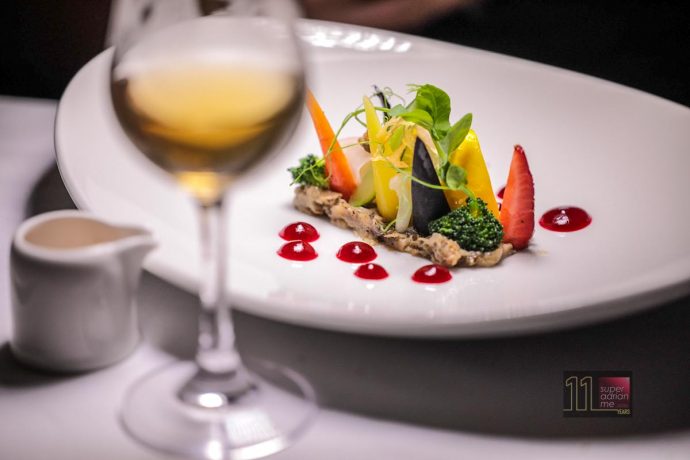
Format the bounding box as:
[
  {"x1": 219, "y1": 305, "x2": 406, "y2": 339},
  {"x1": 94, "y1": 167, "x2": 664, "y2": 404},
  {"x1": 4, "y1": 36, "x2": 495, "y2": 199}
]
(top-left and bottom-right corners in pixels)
[
  {"x1": 325, "y1": 84, "x2": 476, "y2": 201},
  {"x1": 383, "y1": 218, "x2": 397, "y2": 232}
]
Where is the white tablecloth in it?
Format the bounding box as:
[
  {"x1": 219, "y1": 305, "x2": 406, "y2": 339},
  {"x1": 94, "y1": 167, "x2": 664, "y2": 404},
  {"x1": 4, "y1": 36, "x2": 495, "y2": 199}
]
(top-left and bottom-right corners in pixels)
[{"x1": 1, "y1": 96, "x2": 689, "y2": 459}]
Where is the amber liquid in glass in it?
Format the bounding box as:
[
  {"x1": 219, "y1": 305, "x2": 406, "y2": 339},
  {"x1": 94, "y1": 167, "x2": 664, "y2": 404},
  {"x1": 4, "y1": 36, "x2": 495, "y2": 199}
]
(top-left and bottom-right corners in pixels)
[{"x1": 112, "y1": 64, "x2": 302, "y2": 202}]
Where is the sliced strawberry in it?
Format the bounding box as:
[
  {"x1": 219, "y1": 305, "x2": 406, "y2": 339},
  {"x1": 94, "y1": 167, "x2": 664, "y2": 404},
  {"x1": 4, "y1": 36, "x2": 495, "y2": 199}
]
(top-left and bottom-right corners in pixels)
[{"x1": 500, "y1": 145, "x2": 534, "y2": 250}]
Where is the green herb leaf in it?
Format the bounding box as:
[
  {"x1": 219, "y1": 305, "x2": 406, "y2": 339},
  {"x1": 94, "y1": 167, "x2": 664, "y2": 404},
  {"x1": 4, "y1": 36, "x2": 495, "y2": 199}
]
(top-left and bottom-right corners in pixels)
[
  {"x1": 388, "y1": 104, "x2": 408, "y2": 118},
  {"x1": 406, "y1": 84, "x2": 451, "y2": 138},
  {"x1": 439, "y1": 113, "x2": 472, "y2": 156},
  {"x1": 445, "y1": 164, "x2": 468, "y2": 190},
  {"x1": 398, "y1": 109, "x2": 434, "y2": 130}
]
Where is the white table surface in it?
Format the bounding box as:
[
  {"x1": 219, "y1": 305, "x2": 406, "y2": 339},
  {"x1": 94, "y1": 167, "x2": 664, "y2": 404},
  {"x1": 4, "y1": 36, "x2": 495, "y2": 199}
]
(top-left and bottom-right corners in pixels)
[{"x1": 1, "y1": 96, "x2": 689, "y2": 460}]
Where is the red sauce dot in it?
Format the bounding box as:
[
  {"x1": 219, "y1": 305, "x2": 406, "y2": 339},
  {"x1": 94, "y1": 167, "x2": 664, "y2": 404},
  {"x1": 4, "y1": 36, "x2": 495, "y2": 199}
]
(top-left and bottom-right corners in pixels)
[
  {"x1": 354, "y1": 263, "x2": 389, "y2": 280},
  {"x1": 539, "y1": 207, "x2": 592, "y2": 232},
  {"x1": 279, "y1": 221, "x2": 319, "y2": 242},
  {"x1": 496, "y1": 186, "x2": 506, "y2": 199},
  {"x1": 277, "y1": 240, "x2": 318, "y2": 261},
  {"x1": 336, "y1": 241, "x2": 377, "y2": 263},
  {"x1": 412, "y1": 264, "x2": 452, "y2": 284}
]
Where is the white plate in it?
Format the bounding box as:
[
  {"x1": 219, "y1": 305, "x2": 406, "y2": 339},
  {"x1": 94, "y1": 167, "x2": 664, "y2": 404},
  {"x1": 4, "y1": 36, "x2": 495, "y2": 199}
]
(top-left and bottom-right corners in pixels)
[{"x1": 55, "y1": 20, "x2": 690, "y2": 337}]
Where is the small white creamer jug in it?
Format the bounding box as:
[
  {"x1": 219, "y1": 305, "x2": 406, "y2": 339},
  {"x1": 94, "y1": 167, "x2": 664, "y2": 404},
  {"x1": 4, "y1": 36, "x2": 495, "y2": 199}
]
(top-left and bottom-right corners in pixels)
[{"x1": 10, "y1": 210, "x2": 156, "y2": 372}]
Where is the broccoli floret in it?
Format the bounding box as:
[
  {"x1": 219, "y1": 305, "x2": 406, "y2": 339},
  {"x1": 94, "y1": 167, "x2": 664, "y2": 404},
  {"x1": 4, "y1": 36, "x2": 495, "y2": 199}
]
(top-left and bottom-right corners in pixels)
[
  {"x1": 288, "y1": 154, "x2": 328, "y2": 188},
  {"x1": 428, "y1": 197, "x2": 503, "y2": 252}
]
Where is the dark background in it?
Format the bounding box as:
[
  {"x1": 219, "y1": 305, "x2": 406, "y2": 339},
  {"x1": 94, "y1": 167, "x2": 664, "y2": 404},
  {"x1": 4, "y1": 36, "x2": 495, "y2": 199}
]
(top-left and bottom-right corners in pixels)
[
  {"x1": 1, "y1": 0, "x2": 689, "y2": 107},
  {"x1": 0, "y1": 1, "x2": 113, "y2": 100},
  {"x1": 422, "y1": 0, "x2": 690, "y2": 108}
]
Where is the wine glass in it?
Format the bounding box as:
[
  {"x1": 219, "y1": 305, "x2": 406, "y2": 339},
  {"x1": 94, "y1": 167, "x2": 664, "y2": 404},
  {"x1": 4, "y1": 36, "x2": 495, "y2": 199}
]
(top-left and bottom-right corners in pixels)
[{"x1": 109, "y1": 1, "x2": 316, "y2": 458}]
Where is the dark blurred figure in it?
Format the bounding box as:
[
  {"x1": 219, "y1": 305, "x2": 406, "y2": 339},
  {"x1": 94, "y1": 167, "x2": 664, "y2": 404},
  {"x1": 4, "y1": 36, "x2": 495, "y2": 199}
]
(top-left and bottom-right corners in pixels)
[
  {"x1": 301, "y1": 0, "x2": 481, "y2": 31},
  {"x1": 1, "y1": 0, "x2": 688, "y2": 107}
]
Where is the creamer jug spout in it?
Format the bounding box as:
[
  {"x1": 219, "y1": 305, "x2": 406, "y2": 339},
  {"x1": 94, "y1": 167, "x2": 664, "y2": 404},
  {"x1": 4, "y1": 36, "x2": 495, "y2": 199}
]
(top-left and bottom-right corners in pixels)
[
  {"x1": 107, "y1": 222, "x2": 157, "y2": 290},
  {"x1": 114, "y1": 224, "x2": 158, "y2": 266}
]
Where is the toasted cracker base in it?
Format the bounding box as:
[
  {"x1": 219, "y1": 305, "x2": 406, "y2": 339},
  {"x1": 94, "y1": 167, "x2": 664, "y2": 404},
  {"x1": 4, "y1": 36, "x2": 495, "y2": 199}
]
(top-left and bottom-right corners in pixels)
[{"x1": 293, "y1": 186, "x2": 513, "y2": 267}]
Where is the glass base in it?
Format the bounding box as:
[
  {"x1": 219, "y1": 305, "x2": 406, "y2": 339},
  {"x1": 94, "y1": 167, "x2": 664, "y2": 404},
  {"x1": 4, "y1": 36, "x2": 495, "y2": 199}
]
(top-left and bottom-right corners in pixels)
[{"x1": 120, "y1": 359, "x2": 317, "y2": 460}]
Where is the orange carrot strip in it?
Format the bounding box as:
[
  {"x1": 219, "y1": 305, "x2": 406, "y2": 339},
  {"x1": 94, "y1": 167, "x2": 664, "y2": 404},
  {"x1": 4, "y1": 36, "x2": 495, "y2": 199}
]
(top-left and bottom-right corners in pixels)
[{"x1": 305, "y1": 89, "x2": 357, "y2": 199}]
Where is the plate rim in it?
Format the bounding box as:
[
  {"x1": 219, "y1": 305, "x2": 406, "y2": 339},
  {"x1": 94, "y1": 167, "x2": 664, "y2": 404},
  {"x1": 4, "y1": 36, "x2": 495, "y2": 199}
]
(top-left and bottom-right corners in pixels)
[{"x1": 54, "y1": 19, "x2": 690, "y2": 338}]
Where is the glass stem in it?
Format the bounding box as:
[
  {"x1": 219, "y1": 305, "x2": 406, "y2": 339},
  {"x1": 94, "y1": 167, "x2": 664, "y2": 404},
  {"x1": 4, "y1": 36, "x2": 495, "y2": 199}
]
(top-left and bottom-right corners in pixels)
[
  {"x1": 195, "y1": 197, "x2": 240, "y2": 375},
  {"x1": 177, "y1": 196, "x2": 255, "y2": 406}
]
